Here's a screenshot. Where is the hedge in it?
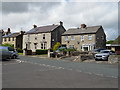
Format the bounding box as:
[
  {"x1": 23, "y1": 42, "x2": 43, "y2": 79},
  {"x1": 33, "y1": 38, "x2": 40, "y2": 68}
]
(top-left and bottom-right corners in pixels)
[
  {"x1": 17, "y1": 48, "x2": 23, "y2": 53},
  {"x1": 36, "y1": 49, "x2": 48, "y2": 55}
]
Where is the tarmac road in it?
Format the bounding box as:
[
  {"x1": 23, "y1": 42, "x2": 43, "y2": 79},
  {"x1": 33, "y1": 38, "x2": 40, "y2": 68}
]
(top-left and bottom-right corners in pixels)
[{"x1": 2, "y1": 56, "x2": 118, "y2": 88}]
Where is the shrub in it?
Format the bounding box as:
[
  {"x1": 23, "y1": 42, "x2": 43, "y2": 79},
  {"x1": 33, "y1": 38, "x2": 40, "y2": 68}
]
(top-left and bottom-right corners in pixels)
[
  {"x1": 2, "y1": 43, "x2": 14, "y2": 48},
  {"x1": 65, "y1": 48, "x2": 76, "y2": 52},
  {"x1": 36, "y1": 49, "x2": 48, "y2": 55},
  {"x1": 53, "y1": 42, "x2": 61, "y2": 51},
  {"x1": 17, "y1": 48, "x2": 23, "y2": 53}
]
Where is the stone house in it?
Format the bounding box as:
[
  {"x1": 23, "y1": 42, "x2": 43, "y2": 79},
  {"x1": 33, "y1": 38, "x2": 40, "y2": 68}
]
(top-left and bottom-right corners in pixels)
[
  {"x1": 23, "y1": 21, "x2": 66, "y2": 53},
  {"x1": 62, "y1": 24, "x2": 106, "y2": 51},
  {"x1": 2, "y1": 31, "x2": 25, "y2": 49}
]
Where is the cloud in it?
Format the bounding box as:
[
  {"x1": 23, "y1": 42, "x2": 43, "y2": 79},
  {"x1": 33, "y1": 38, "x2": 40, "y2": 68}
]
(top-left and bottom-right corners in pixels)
[{"x1": 1, "y1": 2, "x2": 118, "y2": 40}]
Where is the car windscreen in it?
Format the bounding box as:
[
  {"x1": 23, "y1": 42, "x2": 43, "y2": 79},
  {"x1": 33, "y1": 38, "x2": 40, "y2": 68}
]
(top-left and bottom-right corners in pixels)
[
  {"x1": 100, "y1": 51, "x2": 109, "y2": 53},
  {"x1": 8, "y1": 47, "x2": 14, "y2": 51}
]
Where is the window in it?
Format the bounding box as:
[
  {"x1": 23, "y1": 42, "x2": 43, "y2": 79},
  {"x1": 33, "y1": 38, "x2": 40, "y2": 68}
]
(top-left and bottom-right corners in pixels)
[
  {"x1": 41, "y1": 43, "x2": 43, "y2": 49},
  {"x1": 44, "y1": 43, "x2": 46, "y2": 49},
  {"x1": 65, "y1": 36, "x2": 68, "y2": 41},
  {"x1": 41, "y1": 43, "x2": 46, "y2": 49},
  {"x1": 81, "y1": 35, "x2": 84, "y2": 41},
  {"x1": 69, "y1": 45, "x2": 74, "y2": 48},
  {"x1": 12, "y1": 37, "x2": 14, "y2": 41},
  {"x1": 8, "y1": 37, "x2": 10, "y2": 41},
  {"x1": 34, "y1": 43, "x2": 37, "y2": 49},
  {"x1": 43, "y1": 34, "x2": 45, "y2": 39},
  {"x1": 71, "y1": 36, "x2": 75, "y2": 40},
  {"x1": 88, "y1": 35, "x2": 92, "y2": 40},
  {"x1": 4, "y1": 38, "x2": 6, "y2": 42}
]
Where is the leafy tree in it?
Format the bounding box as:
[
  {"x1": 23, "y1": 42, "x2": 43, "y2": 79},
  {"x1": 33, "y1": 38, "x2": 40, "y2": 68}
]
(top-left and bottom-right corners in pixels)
[
  {"x1": 53, "y1": 42, "x2": 61, "y2": 51},
  {"x1": 2, "y1": 43, "x2": 14, "y2": 48},
  {"x1": 112, "y1": 35, "x2": 120, "y2": 44},
  {"x1": 106, "y1": 40, "x2": 114, "y2": 44}
]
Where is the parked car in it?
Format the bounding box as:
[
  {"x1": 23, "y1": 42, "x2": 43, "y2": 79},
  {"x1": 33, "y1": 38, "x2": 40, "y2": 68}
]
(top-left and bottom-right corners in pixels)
[
  {"x1": 0, "y1": 46, "x2": 19, "y2": 60},
  {"x1": 8, "y1": 47, "x2": 19, "y2": 59},
  {"x1": 0, "y1": 46, "x2": 12, "y2": 60},
  {"x1": 94, "y1": 50, "x2": 116, "y2": 61},
  {"x1": 90, "y1": 48, "x2": 106, "y2": 55}
]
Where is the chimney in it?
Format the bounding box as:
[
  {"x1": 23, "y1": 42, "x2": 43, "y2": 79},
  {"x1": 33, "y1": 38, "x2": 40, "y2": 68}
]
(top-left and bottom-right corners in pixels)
[
  {"x1": 33, "y1": 25, "x2": 37, "y2": 28},
  {"x1": 7, "y1": 28, "x2": 11, "y2": 32},
  {"x1": 20, "y1": 31, "x2": 25, "y2": 35},
  {"x1": 6, "y1": 28, "x2": 11, "y2": 35},
  {"x1": 81, "y1": 24, "x2": 86, "y2": 28},
  {"x1": 60, "y1": 21, "x2": 63, "y2": 26}
]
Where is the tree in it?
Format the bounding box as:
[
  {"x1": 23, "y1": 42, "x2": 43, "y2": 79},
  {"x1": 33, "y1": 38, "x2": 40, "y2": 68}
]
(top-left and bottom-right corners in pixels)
[
  {"x1": 53, "y1": 42, "x2": 61, "y2": 51},
  {"x1": 106, "y1": 40, "x2": 114, "y2": 44},
  {"x1": 2, "y1": 43, "x2": 14, "y2": 48}
]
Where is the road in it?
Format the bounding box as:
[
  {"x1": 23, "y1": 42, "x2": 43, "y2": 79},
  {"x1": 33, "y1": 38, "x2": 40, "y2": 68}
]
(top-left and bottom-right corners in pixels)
[{"x1": 2, "y1": 55, "x2": 118, "y2": 88}]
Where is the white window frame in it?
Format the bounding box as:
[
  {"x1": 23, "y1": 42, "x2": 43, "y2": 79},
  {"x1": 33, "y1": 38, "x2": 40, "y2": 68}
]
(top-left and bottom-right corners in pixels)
[
  {"x1": 41, "y1": 43, "x2": 47, "y2": 49},
  {"x1": 88, "y1": 35, "x2": 92, "y2": 40}
]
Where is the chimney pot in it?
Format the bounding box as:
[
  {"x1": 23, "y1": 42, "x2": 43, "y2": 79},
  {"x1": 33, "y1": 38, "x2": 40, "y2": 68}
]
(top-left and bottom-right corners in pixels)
[
  {"x1": 33, "y1": 25, "x2": 37, "y2": 28},
  {"x1": 8, "y1": 28, "x2": 11, "y2": 32},
  {"x1": 81, "y1": 24, "x2": 86, "y2": 28},
  {"x1": 60, "y1": 21, "x2": 63, "y2": 26}
]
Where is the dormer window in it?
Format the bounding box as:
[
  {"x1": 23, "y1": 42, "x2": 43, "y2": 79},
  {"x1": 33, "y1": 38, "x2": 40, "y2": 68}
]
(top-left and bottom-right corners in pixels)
[{"x1": 43, "y1": 34, "x2": 45, "y2": 39}]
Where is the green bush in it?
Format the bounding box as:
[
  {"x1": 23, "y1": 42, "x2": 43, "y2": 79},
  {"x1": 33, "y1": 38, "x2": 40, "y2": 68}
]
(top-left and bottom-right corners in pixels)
[
  {"x1": 53, "y1": 42, "x2": 61, "y2": 51},
  {"x1": 36, "y1": 49, "x2": 48, "y2": 55},
  {"x1": 2, "y1": 43, "x2": 14, "y2": 48},
  {"x1": 17, "y1": 48, "x2": 23, "y2": 53}
]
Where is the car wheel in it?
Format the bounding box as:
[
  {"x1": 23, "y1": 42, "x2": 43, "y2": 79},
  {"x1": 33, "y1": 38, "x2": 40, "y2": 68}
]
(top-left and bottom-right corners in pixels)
[
  {"x1": 95, "y1": 58, "x2": 98, "y2": 61},
  {"x1": 12, "y1": 55, "x2": 17, "y2": 59}
]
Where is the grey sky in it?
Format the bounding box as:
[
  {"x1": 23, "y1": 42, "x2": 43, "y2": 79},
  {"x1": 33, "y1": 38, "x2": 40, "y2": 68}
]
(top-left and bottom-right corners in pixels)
[{"x1": 1, "y1": 1, "x2": 119, "y2": 40}]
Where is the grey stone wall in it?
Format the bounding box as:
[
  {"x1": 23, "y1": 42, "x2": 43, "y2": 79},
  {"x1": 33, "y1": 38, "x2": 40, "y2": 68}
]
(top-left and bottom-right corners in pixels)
[
  {"x1": 95, "y1": 26, "x2": 106, "y2": 49},
  {"x1": 51, "y1": 25, "x2": 66, "y2": 48}
]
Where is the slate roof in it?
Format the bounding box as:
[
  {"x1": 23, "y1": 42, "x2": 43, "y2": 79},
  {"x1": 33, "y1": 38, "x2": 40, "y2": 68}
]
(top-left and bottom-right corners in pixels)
[
  {"x1": 3, "y1": 32, "x2": 20, "y2": 38},
  {"x1": 62, "y1": 25, "x2": 102, "y2": 35},
  {"x1": 26, "y1": 25, "x2": 59, "y2": 34}
]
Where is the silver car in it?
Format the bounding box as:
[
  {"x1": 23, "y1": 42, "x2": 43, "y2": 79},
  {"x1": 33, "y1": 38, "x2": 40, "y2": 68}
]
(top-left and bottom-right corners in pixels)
[
  {"x1": 0, "y1": 46, "x2": 12, "y2": 60},
  {"x1": 0, "y1": 46, "x2": 19, "y2": 60},
  {"x1": 94, "y1": 50, "x2": 115, "y2": 61}
]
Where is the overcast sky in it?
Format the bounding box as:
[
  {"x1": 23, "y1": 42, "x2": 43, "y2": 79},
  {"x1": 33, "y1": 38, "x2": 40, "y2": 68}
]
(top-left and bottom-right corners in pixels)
[{"x1": 0, "y1": 0, "x2": 119, "y2": 40}]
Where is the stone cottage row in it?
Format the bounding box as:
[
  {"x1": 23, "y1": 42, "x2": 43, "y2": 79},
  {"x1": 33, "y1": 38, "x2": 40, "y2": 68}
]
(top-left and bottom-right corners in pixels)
[{"x1": 0, "y1": 21, "x2": 106, "y2": 53}]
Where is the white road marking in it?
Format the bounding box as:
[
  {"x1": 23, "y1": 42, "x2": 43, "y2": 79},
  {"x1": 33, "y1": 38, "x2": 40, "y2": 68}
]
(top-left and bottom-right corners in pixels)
[{"x1": 12, "y1": 60, "x2": 118, "y2": 78}]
